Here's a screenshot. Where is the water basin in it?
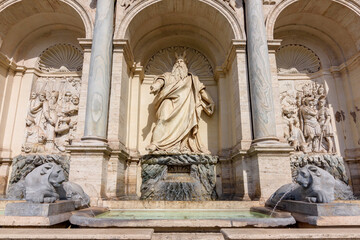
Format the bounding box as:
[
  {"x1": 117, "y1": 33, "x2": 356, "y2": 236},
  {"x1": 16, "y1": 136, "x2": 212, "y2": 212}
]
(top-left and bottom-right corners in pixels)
[{"x1": 95, "y1": 209, "x2": 270, "y2": 220}]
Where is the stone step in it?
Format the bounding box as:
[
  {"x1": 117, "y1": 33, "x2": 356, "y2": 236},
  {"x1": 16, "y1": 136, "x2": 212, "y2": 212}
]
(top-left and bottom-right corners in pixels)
[
  {"x1": 0, "y1": 228, "x2": 360, "y2": 239},
  {"x1": 0, "y1": 229, "x2": 154, "y2": 239}
]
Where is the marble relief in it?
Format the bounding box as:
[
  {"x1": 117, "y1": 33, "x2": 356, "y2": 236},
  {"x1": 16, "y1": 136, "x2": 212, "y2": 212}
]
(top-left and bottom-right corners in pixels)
[
  {"x1": 281, "y1": 83, "x2": 335, "y2": 153},
  {"x1": 22, "y1": 44, "x2": 83, "y2": 154}
]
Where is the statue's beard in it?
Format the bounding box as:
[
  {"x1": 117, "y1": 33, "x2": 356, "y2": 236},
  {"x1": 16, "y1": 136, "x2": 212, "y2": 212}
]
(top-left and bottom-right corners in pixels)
[{"x1": 172, "y1": 63, "x2": 188, "y2": 81}]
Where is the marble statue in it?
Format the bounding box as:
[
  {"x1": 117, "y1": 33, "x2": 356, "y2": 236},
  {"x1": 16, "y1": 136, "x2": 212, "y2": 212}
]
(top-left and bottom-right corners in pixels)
[
  {"x1": 267, "y1": 165, "x2": 335, "y2": 205},
  {"x1": 19, "y1": 162, "x2": 90, "y2": 207},
  {"x1": 146, "y1": 51, "x2": 215, "y2": 154},
  {"x1": 280, "y1": 83, "x2": 335, "y2": 153},
  {"x1": 25, "y1": 162, "x2": 65, "y2": 203}
]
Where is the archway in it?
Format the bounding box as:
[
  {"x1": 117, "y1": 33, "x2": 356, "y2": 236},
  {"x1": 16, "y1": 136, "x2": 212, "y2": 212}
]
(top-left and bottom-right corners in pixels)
[
  {"x1": 113, "y1": 0, "x2": 247, "y2": 199},
  {"x1": 0, "y1": 0, "x2": 89, "y2": 165},
  {"x1": 269, "y1": 0, "x2": 360, "y2": 195}
]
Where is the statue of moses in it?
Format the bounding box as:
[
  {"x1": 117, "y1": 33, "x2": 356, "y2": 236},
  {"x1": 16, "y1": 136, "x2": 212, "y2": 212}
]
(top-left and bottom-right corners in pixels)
[{"x1": 146, "y1": 51, "x2": 215, "y2": 154}]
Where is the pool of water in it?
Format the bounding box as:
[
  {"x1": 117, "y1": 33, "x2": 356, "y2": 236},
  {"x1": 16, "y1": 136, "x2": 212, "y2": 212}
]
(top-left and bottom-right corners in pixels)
[
  {"x1": 95, "y1": 209, "x2": 270, "y2": 220},
  {"x1": 0, "y1": 210, "x2": 4, "y2": 216}
]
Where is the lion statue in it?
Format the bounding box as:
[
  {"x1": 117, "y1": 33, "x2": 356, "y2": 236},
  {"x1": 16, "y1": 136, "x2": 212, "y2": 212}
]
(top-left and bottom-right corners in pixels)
[
  {"x1": 25, "y1": 162, "x2": 65, "y2": 203},
  {"x1": 266, "y1": 165, "x2": 335, "y2": 206}
]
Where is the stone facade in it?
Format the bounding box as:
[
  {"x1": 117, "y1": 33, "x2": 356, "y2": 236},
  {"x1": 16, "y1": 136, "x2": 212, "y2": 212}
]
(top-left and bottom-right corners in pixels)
[{"x1": 0, "y1": 0, "x2": 360, "y2": 202}]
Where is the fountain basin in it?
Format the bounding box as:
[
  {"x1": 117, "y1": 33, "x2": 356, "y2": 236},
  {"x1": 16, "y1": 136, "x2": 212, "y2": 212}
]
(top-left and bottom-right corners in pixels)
[{"x1": 69, "y1": 206, "x2": 296, "y2": 229}]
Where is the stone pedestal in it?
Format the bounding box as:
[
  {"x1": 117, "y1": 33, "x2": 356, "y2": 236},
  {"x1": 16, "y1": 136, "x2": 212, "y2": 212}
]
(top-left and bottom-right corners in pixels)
[
  {"x1": 5, "y1": 200, "x2": 75, "y2": 216},
  {"x1": 141, "y1": 154, "x2": 218, "y2": 201},
  {"x1": 274, "y1": 200, "x2": 360, "y2": 226},
  {"x1": 247, "y1": 143, "x2": 293, "y2": 200},
  {"x1": 67, "y1": 142, "x2": 111, "y2": 205},
  {"x1": 1, "y1": 201, "x2": 75, "y2": 226}
]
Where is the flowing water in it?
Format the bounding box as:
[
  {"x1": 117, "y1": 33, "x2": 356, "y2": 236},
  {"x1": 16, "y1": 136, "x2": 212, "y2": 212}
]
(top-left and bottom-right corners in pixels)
[{"x1": 270, "y1": 185, "x2": 295, "y2": 217}]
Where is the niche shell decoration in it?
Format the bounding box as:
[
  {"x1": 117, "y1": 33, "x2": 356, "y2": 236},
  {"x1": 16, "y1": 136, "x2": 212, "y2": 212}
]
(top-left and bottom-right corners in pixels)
[
  {"x1": 276, "y1": 44, "x2": 321, "y2": 74},
  {"x1": 38, "y1": 43, "x2": 84, "y2": 72},
  {"x1": 145, "y1": 46, "x2": 214, "y2": 78}
]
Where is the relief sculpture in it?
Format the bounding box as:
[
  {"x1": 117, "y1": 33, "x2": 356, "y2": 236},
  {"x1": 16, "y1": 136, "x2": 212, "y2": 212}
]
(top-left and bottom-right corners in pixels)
[
  {"x1": 281, "y1": 83, "x2": 335, "y2": 153},
  {"x1": 22, "y1": 77, "x2": 81, "y2": 153}
]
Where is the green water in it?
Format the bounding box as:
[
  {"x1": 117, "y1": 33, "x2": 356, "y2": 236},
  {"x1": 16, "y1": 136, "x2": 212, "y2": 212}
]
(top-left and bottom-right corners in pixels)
[
  {"x1": 95, "y1": 210, "x2": 270, "y2": 220},
  {"x1": 0, "y1": 210, "x2": 4, "y2": 215}
]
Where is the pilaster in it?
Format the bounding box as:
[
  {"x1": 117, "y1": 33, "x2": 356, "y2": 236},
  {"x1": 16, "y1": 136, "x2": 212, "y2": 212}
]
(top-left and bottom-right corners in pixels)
[{"x1": 67, "y1": 142, "x2": 112, "y2": 205}]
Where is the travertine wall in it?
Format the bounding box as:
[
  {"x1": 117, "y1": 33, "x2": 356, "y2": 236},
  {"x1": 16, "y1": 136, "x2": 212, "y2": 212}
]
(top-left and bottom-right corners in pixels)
[{"x1": 0, "y1": 0, "x2": 360, "y2": 199}]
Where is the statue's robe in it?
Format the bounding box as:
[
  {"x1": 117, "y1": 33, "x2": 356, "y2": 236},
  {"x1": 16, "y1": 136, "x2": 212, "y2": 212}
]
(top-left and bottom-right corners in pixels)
[{"x1": 151, "y1": 72, "x2": 208, "y2": 153}]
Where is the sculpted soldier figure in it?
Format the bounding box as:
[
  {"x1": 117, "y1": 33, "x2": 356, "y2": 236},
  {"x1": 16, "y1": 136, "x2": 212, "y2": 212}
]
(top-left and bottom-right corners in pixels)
[
  {"x1": 318, "y1": 97, "x2": 334, "y2": 153},
  {"x1": 147, "y1": 52, "x2": 215, "y2": 154},
  {"x1": 300, "y1": 97, "x2": 321, "y2": 152}
]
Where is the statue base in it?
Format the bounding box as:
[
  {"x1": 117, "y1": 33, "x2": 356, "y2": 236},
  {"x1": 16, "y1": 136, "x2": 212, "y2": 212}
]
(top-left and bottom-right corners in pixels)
[
  {"x1": 1, "y1": 200, "x2": 75, "y2": 226},
  {"x1": 271, "y1": 200, "x2": 360, "y2": 226},
  {"x1": 140, "y1": 154, "x2": 218, "y2": 201}
]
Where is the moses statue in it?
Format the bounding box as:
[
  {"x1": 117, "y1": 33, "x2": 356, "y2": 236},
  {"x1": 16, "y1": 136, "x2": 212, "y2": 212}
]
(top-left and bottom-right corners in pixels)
[{"x1": 146, "y1": 52, "x2": 215, "y2": 154}]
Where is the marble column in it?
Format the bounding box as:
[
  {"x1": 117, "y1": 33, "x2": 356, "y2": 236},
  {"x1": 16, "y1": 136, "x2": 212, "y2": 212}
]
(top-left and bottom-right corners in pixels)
[
  {"x1": 244, "y1": 0, "x2": 277, "y2": 143},
  {"x1": 82, "y1": 0, "x2": 115, "y2": 142}
]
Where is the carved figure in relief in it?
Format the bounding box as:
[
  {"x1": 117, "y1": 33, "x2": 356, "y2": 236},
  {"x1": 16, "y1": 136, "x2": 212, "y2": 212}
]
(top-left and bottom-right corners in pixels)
[
  {"x1": 283, "y1": 109, "x2": 306, "y2": 151},
  {"x1": 42, "y1": 91, "x2": 60, "y2": 151},
  {"x1": 28, "y1": 92, "x2": 43, "y2": 124},
  {"x1": 22, "y1": 116, "x2": 46, "y2": 153},
  {"x1": 300, "y1": 97, "x2": 321, "y2": 152},
  {"x1": 280, "y1": 82, "x2": 335, "y2": 153},
  {"x1": 147, "y1": 52, "x2": 215, "y2": 154},
  {"x1": 318, "y1": 97, "x2": 334, "y2": 153}
]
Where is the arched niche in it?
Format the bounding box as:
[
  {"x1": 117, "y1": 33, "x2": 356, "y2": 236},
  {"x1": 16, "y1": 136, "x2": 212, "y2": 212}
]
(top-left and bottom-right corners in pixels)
[
  {"x1": 271, "y1": 0, "x2": 360, "y2": 195},
  {"x1": 0, "y1": 0, "x2": 88, "y2": 159},
  {"x1": 117, "y1": 0, "x2": 242, "y2": 157}
]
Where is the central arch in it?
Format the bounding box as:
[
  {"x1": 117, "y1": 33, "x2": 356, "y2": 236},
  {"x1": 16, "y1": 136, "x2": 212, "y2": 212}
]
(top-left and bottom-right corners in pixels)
[{"x1": 116, "y1": 0, "x2": 243, "y2": 67}]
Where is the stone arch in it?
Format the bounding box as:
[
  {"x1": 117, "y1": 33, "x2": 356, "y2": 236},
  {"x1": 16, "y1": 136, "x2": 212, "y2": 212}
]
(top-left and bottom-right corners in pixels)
[
  {"x1": 266, "y1": 0, "x2": 360, "y2": 40},
  {"x1": 0, "y1": 0, "x2": 93, "y2": 39},
  {"x1": 115, "y1": 0, "x2": 243, "y2": 67},
  {"x1": 268, "y1": 0, "x2": 360, "y2": 64}
]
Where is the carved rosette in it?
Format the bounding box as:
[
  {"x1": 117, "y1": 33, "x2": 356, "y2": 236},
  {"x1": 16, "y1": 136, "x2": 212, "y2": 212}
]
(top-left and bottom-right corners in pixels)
[
  {"x1": 145, "y1": 46, "x2": 213, "y2": 78},
  {"x1": 276, "y1": 44, "x2": 321, "y2": 74}
]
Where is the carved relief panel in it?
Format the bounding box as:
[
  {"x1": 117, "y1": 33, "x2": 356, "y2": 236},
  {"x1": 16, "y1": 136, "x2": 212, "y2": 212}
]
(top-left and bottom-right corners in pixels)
[
  {"x1": 277, "y1": 44, "x2": 337, "y2": 154},
  {"x1": 22, "y1": 44, "x2": 83, "y2": 154}
]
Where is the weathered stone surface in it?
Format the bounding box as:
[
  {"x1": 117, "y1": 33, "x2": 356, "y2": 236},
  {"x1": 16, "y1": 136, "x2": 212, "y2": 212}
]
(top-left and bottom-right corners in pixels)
[
  {"x1": 0, "y1": 229, "x2": 154, "y2": 239},
  {"x1": 5, "y1": 200, "x2": 75, "y2": 217},
  {"x1": 7, "y1": 154, "x2": 69, "y2": 192},
  {"x1": 272, "y1": 200, "x2": 360, "y2": 217},
  {"x1": 291, "y1": 154, "x2": 349, "y2": 184},
  {"x1": 0, "y1": 213, "x2": 72, "y2": 226},
  {"x1": 140, "y1": 154, "x2": 218, "y2": 201}
]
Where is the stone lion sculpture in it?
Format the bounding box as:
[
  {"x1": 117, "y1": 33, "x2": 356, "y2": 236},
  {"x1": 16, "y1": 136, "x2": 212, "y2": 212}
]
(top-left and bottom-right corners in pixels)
[
  {"x1": 267, "y1": 165, "x2": 335, "y2": 206},
  {"x1": 24, "y1": 162, "x2": 90, "y2": 207},
  {"x1": 25, "y1": 162, "x2": 65, "y2": 203}
]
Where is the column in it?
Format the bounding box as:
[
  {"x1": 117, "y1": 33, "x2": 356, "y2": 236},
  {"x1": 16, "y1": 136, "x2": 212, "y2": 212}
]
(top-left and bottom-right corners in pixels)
[
  {"x1": 82, "y1": 0, "x2": 115, "y2": 142},
  {"x1": 68, "y1": 0, "x2": 115, "y2": 204},
  {"x1": 244, "y1": 0, "x2": 292, "y2": 200},
  {"x1": 244, "y1": 0, "x2": 277, "y2": 143}
]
